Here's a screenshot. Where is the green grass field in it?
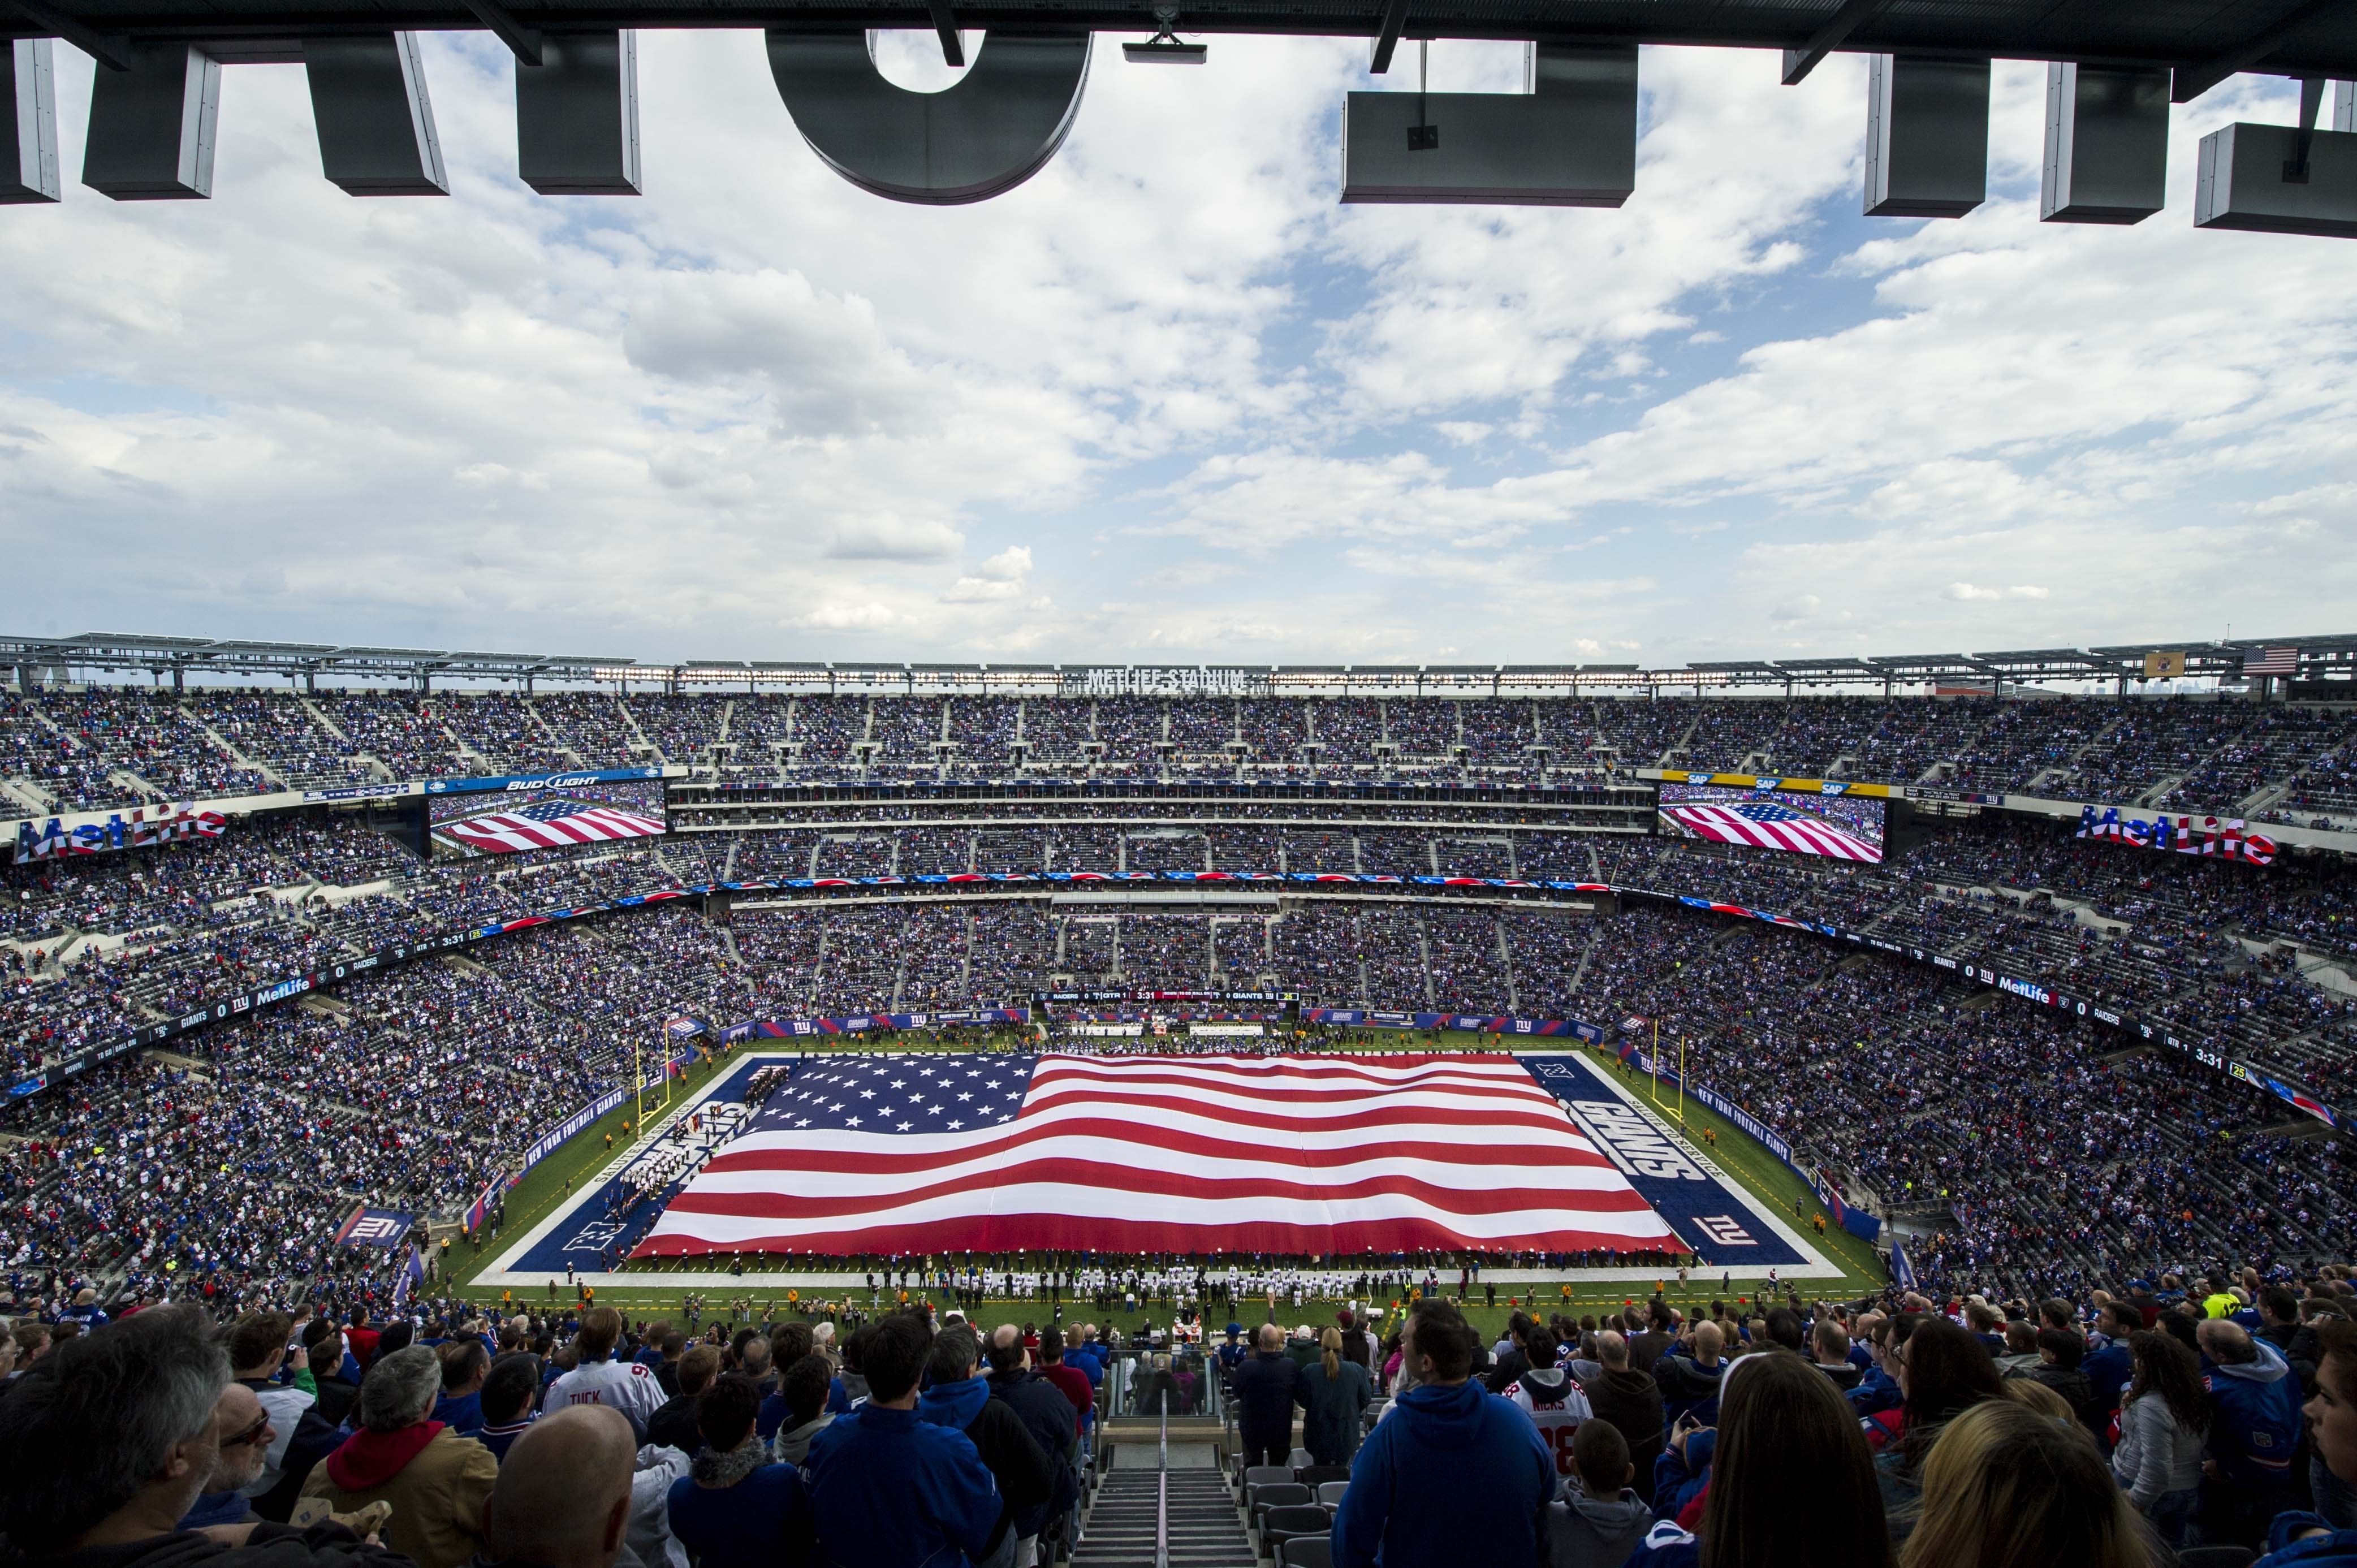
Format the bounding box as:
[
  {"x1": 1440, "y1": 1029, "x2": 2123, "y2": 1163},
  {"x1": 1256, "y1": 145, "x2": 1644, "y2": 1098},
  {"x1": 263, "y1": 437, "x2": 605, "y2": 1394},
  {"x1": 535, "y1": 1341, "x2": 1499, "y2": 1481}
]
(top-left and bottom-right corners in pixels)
[{"x1": 445, "y1": 1039, "x2": 1889, "y2": 1331}]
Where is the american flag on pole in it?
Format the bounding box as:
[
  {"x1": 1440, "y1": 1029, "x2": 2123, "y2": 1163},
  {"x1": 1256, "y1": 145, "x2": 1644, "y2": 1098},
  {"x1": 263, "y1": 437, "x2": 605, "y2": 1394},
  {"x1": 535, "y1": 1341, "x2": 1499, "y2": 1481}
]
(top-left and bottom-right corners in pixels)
[
  {"x1": 634, "y1": 1054, "x2": 1681, "y2": 1258},
  {"x1": 442, "y1": 798, "x2": 667, "y2": 855},
  {"x1": 2243, "y1": 646, "x2": 2299, "y2": 676},
  {"x1": 1659, "y1": 799, "x2": 1883, "y2": 862}
]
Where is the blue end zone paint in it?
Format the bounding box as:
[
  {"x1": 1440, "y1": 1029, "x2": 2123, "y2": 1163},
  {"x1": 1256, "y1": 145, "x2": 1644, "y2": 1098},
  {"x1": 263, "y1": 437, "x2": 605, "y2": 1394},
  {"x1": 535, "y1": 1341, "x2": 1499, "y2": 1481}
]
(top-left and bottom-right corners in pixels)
[
  {"x1": 1517, "y1": 1053, "x2": 1812, "y2": 1271},
  {"x1": 504, "y1": 1056, "x2": 780, "y2": 1273}
]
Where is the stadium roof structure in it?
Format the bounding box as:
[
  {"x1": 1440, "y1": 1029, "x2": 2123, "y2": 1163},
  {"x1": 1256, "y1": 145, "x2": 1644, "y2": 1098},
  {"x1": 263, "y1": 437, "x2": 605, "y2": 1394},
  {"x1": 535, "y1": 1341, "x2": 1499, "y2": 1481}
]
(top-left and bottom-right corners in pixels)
[
  {"x1": 9, "y1": 628, "x2": 2357, "y2": 693},
  {"x1": 12, "y1": 0, "x2": 2357, "y2": 72},
  {"x1": 11, "y1": 0, "x2": 2357, "y2": 230}
]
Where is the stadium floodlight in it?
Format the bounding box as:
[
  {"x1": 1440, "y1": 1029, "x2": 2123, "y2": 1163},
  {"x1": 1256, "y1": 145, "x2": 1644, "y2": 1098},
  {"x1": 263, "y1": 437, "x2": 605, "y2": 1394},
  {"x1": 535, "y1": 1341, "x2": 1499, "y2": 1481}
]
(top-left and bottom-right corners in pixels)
[{"x1": 1124, "y1": 10, "x2": 1205, "y2": 63}]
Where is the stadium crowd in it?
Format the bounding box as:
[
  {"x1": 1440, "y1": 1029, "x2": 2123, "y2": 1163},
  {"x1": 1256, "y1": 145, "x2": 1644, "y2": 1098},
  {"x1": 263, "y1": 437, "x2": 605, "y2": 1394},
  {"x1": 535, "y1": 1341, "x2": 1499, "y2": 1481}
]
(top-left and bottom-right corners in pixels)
[
  {"x1": 11, "y1": 686, "x2": 2357, "y2": 825},
  {"x1": 5, "y1": 729, "x2": 2356, "y2": 1396},
  {"x1": 3, "y1": 1266, "x2": 2357, "y2": 1568}
]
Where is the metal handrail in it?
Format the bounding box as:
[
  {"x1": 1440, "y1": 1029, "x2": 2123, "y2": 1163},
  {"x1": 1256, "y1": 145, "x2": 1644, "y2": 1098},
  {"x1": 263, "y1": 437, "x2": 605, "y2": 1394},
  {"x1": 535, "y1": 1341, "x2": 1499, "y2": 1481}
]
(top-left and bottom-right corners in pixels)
[{"x1": 1155, "y1": 1401, "x2": 1169, "y2": 1568}]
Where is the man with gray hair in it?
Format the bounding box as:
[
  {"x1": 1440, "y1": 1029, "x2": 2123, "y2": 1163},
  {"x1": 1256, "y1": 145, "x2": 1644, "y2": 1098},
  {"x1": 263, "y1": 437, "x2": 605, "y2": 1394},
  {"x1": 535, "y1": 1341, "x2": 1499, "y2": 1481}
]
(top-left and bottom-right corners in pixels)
[
  {"x1": 0, "y1": 1305, "x2": 405, "y2": 1567},
  {"x1": 178, "y1": 1384, "x2": 274, "y2": 1530},
  {"x1": 300, "y1": 1344, "x2": 500, "y2": 1568}
]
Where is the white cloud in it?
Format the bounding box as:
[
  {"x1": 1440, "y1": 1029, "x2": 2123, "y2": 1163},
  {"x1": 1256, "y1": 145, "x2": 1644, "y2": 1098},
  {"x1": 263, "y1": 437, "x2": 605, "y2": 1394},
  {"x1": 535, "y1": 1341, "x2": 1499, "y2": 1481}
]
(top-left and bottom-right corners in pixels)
[
  {"x1": 0, "y1": 45, "x2": 2346, "y2": 665},
  {"x1": 824, "y1": 517, "x2": 966, "y2": 562},
  {"x1": 1944, "y1": 583, "x2": 2048, "y2": 603},
  {"x1": 940, "y1": 545, "x2": 1039, "y2": 602}
]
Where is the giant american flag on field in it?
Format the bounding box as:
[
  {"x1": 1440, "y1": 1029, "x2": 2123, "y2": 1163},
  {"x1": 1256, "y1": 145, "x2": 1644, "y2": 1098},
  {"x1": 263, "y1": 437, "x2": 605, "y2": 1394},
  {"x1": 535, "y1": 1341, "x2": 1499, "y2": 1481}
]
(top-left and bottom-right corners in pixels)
[
  {"x1": 634, "y1": 1053, "x2": 1682, "y2": 1258},
  {"x1": 1656, "y1": 785, "x2": 1884, "y2": 863}
]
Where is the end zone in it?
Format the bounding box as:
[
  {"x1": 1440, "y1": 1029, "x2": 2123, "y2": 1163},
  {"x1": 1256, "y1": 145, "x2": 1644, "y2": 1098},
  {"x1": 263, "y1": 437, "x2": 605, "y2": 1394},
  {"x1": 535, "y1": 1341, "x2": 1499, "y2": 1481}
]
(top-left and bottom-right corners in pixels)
[{"x1": 1517, "y1": 1051, "x2": 1844, "y2": 1280}]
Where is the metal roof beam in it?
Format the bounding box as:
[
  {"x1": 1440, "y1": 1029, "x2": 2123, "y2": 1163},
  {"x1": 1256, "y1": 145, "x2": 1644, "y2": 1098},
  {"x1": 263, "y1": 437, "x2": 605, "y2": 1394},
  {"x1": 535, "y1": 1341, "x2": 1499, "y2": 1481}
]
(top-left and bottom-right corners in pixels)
[
  {"x1": 1782, "y1": 0, "x2": 1890, "y2": 86},
  {"x1": 451, "y1": 0, "x2": 541, "y2": 64},
  {"x1": 1367, "y1": 0, "x2": 1410, "y2": 74},
  {"x1": 0, "y1": 0, "x2": 132, "y2": 70},
  {"x1": 2173, "y1": 0, "x2": 2341, "y2": 102}
]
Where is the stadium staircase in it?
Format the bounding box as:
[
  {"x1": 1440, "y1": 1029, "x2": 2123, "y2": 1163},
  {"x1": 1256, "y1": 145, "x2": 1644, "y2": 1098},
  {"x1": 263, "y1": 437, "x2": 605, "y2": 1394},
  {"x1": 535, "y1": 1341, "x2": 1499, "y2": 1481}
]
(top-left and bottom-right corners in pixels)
[
  {"x1": 186, "y1": 710, "x2": 288, "y2": 792},
  {"x1": 1074, "y1": 1462, "x2": 1257, "y2": 1568}
]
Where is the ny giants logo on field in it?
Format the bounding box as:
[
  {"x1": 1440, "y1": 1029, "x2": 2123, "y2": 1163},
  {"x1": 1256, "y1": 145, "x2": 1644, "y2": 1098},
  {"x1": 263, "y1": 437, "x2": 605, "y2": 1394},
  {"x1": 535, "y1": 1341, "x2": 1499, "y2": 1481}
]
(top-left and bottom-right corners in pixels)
[{"x1": 1560, "y1": 1099, "x2": 1706, "y2": 1181}]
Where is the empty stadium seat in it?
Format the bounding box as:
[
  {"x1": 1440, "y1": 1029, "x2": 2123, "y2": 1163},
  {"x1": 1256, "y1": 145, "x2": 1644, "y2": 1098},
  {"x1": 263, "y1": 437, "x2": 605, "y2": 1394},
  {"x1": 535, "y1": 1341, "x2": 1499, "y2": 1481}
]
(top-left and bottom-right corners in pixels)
[
  {"x1": 1262, "y1": 1505, "x2": 1331, "y2": 1558},
  {"x1": 1281, "y1": 1537, "x2": 1333, "y2": 1568},
  {"x1": 1296, "y1": 1463, "x2": 1350, "y2": 1488},
  {"x1": 1241, "y1": 1463, "x2": 1292, "y2": 1504},
  {"x1": 1314, "y1": 1481, "x2": 1348, "y2": 1510},
  {"x1": 2176, "y1": 1550, "x2": 2256, "y2": 1568},
  {"x1": 1250, "y1": 1482, "x2": 1314, "y2": 1536}
]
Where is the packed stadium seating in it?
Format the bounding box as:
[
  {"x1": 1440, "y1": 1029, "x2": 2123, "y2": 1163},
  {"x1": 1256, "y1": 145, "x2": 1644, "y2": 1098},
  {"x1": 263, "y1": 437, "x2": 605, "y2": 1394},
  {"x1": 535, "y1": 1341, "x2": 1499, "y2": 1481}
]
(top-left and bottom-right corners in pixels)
[
  {"x1": 8, "y1": 688, "x2": 2357, "y2": 828},
  {"x1": 3, "y1": 762, "x2": 2355, "y2": 1568},
  {"x1": 5, "y1": 688, "x2": 2356, "y2": 1368}
]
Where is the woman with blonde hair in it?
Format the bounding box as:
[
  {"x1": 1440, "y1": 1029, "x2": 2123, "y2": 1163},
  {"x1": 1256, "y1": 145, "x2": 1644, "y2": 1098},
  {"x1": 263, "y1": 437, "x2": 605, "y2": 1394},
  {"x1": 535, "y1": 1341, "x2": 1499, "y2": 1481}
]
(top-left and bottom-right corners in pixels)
[
  {"x1": 1900, "y1": 1399, "x2": 2156, "y2": 1568},
  {"x1": 1296, "y1": 1325, "x2": 1374, "y2": 1465}
]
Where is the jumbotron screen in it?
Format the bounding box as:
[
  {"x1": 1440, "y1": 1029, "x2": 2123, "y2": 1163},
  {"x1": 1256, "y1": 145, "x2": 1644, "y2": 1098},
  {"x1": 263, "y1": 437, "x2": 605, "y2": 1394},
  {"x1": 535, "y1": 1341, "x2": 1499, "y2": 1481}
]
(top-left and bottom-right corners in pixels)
[
  {"x1": 1656, "y1": 783, "x2": 1885, "y2": 863},
  {"x1": 429, "y1": 780, "x2": 669, "y2": 858}
]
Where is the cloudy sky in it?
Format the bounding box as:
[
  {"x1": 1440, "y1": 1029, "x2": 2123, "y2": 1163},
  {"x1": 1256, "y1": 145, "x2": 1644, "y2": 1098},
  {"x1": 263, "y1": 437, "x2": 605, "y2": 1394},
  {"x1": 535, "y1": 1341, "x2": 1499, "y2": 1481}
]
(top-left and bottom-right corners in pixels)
[{"x1": 0, "y1": 35, "x2": 2350, "y2": 668}]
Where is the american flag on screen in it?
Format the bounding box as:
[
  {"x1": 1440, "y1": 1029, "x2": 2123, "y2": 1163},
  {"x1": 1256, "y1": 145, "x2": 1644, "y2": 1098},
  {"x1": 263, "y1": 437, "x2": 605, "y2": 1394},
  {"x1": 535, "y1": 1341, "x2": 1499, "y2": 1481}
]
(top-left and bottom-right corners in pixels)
[
  {"x1": 634, "y1": 1054, "x2": 1679, "y2": 1258},
  {"x1": 2243, "y1": 646, "x2": 2299, "y2": 675},
  {"x1": 1660, "y1": 799, "x2": 1882, "y2": 862},
  {"x1": 442, "y1": 798, "x2": 667, "y2": 855}
]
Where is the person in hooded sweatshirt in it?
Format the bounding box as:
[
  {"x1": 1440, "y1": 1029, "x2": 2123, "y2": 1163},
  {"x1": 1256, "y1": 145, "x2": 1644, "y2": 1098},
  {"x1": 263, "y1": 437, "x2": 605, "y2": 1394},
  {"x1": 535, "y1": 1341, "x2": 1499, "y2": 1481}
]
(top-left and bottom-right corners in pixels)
[
  {"x1": 300, "y1": 1345, "x2": 500, "y2": 1568},
  {"x1": 1504, "y1": 1326, "x2": 1592, "y2": 1488},
  {"x1": 1991, "y1": 1320, "x2": 2043, "y2": 1380},
  {"x1": 1331, "y1": 1297, "x2": 1553, "y2": 1568},
  {"x1": 2200, "y1": 1318, "x2": 2305, "y2": 1545},
  {"x1": 802, "y1": 1313, "x2": 1003, "y2": 1568},
  {"x1": 1547, "y1": 1418, "x2": 1654, "y2": 1568},
  {"x1": 914, "y1": 1327, "x2": 1053, "y2": 1566},
  {"x1": 2257, "y1": 1317, "x2": 2357, "y2": 1568},
  {"x1": 771, "y1": 1354, "x2": 838, "y2": 1466}
]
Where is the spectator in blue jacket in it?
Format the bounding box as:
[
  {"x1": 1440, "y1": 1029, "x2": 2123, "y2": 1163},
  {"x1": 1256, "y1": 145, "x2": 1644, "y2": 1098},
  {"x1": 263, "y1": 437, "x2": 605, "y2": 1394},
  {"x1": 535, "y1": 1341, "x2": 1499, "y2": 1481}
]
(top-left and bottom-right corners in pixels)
[
  {"x1": 2201, "y1": 1319, "x2": 2304, "y2": 1545},
  {"x1": 1331, "y1": 1297, "x2": 1553, "y2": 1568},
  {"x1": 1847, "y1": 1316, "x2": 1903, "y2": 1421},
  {"x1": 1652, "y1": 1321, "x2": 1728, "y2": 1428},
  {"x1": 2083, "y1": 1303, "x2": 2138, "y2": 1444},
  {"x1": 477, "y1": 1353, "x2": 541, "y2": 1465},
  {"x1": 666, "y1": 1373, "x2": 809, "y2": 1568},
  {"x1": 433, "y1": 1340, "x2": 489, "y2": 1438},
  {"x1": 2257, "y1": 1318, "x2": 2357, "y2": 1568},
  {"x1": 802, "y1": 1313, "x2": 1003, "y2": 1568}
]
